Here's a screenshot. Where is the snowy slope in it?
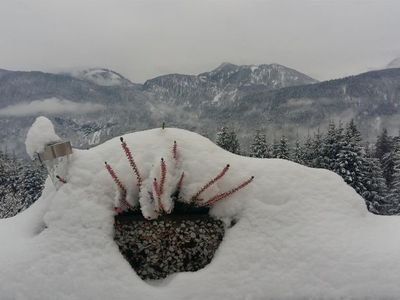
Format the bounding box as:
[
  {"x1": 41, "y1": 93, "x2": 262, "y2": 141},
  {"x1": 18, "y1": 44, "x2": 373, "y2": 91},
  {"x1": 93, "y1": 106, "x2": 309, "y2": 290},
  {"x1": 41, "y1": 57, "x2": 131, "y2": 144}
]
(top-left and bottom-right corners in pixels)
[
  {"x1": 70, "y1": 68, "x2": 134, "y2": 87},
  {"x1": 1, "y1": 125, "x2": 400, "y2": 299},
  {"x1": 386, "y1": 57, "x2": 400, "y2": 69}
]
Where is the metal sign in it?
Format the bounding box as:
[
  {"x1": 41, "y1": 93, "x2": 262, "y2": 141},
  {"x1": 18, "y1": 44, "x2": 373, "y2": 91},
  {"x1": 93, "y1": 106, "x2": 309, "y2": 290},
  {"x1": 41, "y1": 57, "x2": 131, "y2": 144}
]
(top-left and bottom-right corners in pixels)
[{"x1": 38, "y1": 141, "x2": 72, "y2": 162}]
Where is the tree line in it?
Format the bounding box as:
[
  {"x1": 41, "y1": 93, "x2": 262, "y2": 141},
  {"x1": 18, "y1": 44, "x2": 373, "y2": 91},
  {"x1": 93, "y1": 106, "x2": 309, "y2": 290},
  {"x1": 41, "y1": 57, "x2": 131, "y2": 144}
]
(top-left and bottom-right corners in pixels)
[
  {"x1": 0, "y1": 150, "x2": 46, "y2": 218},
  {"x1": 1, "y1": 121, "x2": 399, "y2": 218},
  {"x1": 216, "y1": 121, "x2": 400, "y2": 215}
]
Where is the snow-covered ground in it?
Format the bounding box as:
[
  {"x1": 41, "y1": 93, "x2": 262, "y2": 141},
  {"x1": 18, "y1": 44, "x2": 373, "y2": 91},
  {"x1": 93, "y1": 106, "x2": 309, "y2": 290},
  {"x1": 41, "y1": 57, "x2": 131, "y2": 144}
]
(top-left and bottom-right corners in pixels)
[{"x1": 1, "y1": 120, "x2": 400, "y2": 299}]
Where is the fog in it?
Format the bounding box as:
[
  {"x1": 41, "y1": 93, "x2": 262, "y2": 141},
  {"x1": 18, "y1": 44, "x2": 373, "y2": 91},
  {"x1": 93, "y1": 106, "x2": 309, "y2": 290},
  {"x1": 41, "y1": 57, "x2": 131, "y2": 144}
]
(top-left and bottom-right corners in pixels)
[{"x1": 0, "y1": 98, "x2": 105, "y2": 116}]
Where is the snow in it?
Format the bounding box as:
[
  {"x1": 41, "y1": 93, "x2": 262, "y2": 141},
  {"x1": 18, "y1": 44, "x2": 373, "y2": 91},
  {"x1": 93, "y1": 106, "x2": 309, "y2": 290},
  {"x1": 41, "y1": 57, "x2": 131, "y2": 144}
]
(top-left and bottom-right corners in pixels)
[
  {"x1": 386, "y1": 57, "x2": 400, "y2": 69},
  {"x1": 250, "y1": 65, "x2": 258, "y2": 72},
  {"x1": 25, "y1": 116, "x2": 61, "y2": 159},
  {"x1": 71, "y1": 68, "x2": 132, "y2": 86},
  {"x1": 212, "y1": 92, "x2": 223, "y2": 103},
  {"x1": 3, "y1": 125, "x2": 400, "y2": 299}
]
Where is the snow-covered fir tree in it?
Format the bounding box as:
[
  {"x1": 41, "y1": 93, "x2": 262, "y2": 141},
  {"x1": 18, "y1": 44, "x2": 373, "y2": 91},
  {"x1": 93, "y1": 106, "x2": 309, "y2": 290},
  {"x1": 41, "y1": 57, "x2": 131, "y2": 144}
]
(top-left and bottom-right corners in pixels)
[
  {"x1": 0, "y1": 151, "x2": 47, "y2": 218},
  {"x1": 320, "y1": 121, "x2": 343, "y2": 170},
  {"x1": 249, "y1": 130, "x2": 270, "y2": 158},
  {"x1": 362, "y1": 156, "x2": 389, "y2": 213},
  {"x1": 375, "y1": 128, "x2": 393, "y2": 162},
  {"x1": 216, "y1": 126, "x2": 241, "y2": 155},
  {"x1": 271, "y1": 137, "x2": 279, "y2": 158},
  {"x1": 334, "y1": 120, "x2": 367, "y2": 196},
  {"x1": 275, "y1": 135, "x2": 290, "y2": 159},
  {"x1": 302, "y1": 135, "x2": 315, "y2": 167},
  {"x1": 386, "y1": 137, "x2": 400, "y2": 212},
  {"x1": 291, "y1": 139, "x2": 305, "y2": 164},
  {"x1": 346, "y1": 119, "x2": 362, "y2": 144},
  {"x1": 311, "y1": 130, "x2": 323, "y2": 168},
  {"x1": 382, "y1": 148, "x2": 396, "y2": 188}
]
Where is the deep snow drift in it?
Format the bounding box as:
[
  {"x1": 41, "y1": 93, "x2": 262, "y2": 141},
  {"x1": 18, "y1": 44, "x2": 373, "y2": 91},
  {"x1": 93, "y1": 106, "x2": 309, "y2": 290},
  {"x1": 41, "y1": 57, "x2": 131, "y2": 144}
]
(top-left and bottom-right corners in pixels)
[{"x1": 1, "y1": 124, "x2": 400, "y2": 299}]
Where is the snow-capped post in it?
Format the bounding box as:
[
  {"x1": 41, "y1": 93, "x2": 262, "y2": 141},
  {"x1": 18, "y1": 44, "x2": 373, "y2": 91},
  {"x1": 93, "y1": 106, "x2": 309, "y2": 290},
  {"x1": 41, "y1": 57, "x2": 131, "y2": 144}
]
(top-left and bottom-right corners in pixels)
[
  {"x1": 26, "y1": 116, "x2": 72, "y2": 190},
  {"x1": 162, "y1": 122, "x2": 165, "y2": 130},
  {"x1": 120, "y1": 137, "x2": 142, "y2": 190},
  {"x1": 37, "y1": 141, "x2": 73, "y2": 189},
  {"x1": 191, "y1": 164, "x2": 230, "y2": 202}
]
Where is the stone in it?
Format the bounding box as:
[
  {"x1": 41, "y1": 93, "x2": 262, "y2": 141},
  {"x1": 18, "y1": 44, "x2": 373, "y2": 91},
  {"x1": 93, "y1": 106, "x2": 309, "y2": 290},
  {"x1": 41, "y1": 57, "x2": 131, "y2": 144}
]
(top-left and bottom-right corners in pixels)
[{"x1": 114, "y1": 213, "x2": 225, "y2": 280}]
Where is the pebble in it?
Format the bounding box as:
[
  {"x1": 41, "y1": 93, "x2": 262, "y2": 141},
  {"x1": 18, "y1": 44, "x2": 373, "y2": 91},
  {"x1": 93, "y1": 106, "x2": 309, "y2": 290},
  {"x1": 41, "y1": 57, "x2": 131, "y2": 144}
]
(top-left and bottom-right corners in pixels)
[{"x1": 114, "y1": 214, "x2": 225, "y2": 280}]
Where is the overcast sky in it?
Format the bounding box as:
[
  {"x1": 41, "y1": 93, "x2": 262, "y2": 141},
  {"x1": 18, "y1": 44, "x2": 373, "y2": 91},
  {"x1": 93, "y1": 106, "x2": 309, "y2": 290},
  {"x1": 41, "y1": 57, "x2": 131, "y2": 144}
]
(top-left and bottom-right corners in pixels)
[{"x1": 0, "y1": 0, "x2": 399, "y2": 82}]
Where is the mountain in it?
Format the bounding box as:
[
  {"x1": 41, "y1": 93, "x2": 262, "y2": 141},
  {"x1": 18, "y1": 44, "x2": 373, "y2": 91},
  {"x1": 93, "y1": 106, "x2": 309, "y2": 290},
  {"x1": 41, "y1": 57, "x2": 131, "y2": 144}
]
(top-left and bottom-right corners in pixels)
[
  {"x1": 0, "y1": 64, "x2": 400, "y2": 158},
  {"x1": 143, "y1": 63, "x2": 317, "y2": 106},
  {"x1": 67, "y1": 68, "x2": 138, "y2": 87},
  {"x1": 0, "y1": 69, "x2": 151, "y2": 156},
  {"x1": 199, "y1": 62, "x2": 317, "y2": 87},
  {"x1": 225, "y1": 68, "x2": 400, "y2": 139},
  {"x1": 386, "y1": 57, "x2": 400, "y2": 69}
]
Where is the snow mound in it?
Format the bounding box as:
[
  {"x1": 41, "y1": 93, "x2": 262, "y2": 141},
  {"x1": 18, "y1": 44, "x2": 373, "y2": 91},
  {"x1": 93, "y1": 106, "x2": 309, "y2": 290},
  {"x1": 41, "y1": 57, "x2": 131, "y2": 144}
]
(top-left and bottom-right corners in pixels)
[
  {"x1": 2, "y1": 127, "x2": 400, "y2": 299},
  {"x1": 25, "y1": 116, "x2": 61, "y2": 159}
]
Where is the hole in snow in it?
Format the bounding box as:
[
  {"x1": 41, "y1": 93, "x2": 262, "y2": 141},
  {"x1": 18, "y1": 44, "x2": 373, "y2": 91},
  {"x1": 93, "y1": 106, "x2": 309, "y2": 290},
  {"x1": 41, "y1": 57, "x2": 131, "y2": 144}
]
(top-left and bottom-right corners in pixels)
[{"x1": 114, "y1": 211, "x2": 225, "y2": 281}]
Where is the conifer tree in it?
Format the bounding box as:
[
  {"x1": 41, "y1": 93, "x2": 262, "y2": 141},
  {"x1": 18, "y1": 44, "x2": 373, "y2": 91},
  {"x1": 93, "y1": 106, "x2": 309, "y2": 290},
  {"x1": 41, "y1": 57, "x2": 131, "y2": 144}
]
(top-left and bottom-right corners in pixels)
[
  {"x1": 271, "y1": 137, "x2": 279, "y2": 158},
  {"x1": 375, "y1": 128, "x2": 393, "y2": 162},
  {"x1": 291, "y1": 139, "x2": 305, "y2": 164},
  {"x1": 302, "y1": 135, "x2": 315, "y2": 167},
  {"x1": 334, "y1": 120, "x2": 367, "y2": 196},
  {"x1": 321, "y1": 121, "x2": 341, "y2": 170},
  {"x1": 382, "y1": 150, "x2": 396, "y2": 187},
  {"x1": 216, "y1": 126, "x2": 241, "y2": 155},
  {"x1": 275, "y1": 135, "x2": 290, "y2": 159},
  {"x1": 249, "y1": 130, "x2": 270, "y2": 158},
  {"x1": 362, "y1": 157, "x2": 389, "y2": 213},
  {"x1": 311, "y1": 130, "x2": 323, "y2": 168},
  {"x1": 386, "y1": 137, "x2": 400, "y2": 212},
  {"x1": 0, "y1": 153, "x2": 46, "y2": 218},
  {"x1": 346, "y1": 119, "x2": 362, "y2": 144},
  {"x1": 364, "y1": 142, "x2": 375, "y2": 159}
]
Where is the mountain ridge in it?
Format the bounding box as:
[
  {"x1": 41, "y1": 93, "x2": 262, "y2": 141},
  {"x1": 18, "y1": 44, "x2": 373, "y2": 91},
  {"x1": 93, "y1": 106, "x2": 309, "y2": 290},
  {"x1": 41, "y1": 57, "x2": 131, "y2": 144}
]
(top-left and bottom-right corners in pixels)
[{"x1": 1, "y1": 64, "x2": 400, "y2": 158}]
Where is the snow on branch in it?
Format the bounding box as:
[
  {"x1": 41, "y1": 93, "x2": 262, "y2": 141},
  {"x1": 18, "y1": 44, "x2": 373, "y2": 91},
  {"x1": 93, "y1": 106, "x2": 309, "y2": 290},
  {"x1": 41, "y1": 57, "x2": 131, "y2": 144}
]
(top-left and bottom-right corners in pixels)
[
  {"x1": 105, "y1": 161, "x2": 132, "y2": 211},
  {"x1": 177, "y1": 172, "x2": 185, "y2": 191},
  {"x1": 200, "y1": 176, "x2": 254, "y2": 207},
  {"x1": 120, "y1": 137, "x2": 142, "y2": 190},
  {"x1": 160, "y1": 158, "x2": 167, "y2": 197},
  {"x1": 105, "y1": 139, "x2": 253, "y2": 218},
  {"x1": 191, "y1": 164, "x2": 230, "y2": 202}
]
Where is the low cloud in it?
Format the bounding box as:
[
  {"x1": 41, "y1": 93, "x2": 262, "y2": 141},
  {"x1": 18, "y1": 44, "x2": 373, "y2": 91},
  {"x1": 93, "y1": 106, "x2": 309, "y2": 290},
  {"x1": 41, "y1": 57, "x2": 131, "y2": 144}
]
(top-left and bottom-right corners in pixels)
[{"x1": 0, "y1": 98, "x2": 105, "y2": 116}]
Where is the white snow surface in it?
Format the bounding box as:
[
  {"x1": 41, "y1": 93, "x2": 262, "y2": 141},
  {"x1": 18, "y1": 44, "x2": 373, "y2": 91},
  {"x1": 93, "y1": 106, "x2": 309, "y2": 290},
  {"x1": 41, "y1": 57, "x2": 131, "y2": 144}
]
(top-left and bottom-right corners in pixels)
[
  {"x1": 25, "y1": 116, "x2": 61, "y2": 159},
  {"x1": 3, "y1": 127, "x2": 400, "y2": 299}
]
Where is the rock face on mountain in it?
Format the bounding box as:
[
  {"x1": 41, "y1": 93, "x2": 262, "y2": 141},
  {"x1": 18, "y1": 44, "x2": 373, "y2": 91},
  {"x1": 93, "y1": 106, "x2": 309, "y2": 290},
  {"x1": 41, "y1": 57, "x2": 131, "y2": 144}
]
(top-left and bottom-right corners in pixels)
[
  {"x1": 144, "y1": 63, "x2": 317, "y2": 107},
  {"x1": 200, "y1": 63, "x2": 317, "y2": 88},
  {"x1": 0, "y1": 64, "x2": 399, "y2": 158}
]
